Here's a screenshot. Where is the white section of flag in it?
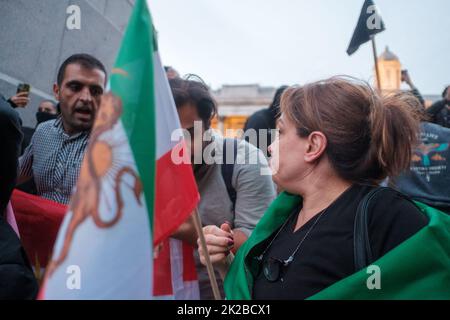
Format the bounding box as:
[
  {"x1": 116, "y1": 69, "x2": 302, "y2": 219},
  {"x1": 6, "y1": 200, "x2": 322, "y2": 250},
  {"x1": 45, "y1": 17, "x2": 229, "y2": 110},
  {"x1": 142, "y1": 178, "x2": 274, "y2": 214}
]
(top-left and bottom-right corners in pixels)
[
  {"x1": 170, "y1": 238, "x2": 200, "y2": 300},
  {"x1": 154, "y1": 51, "x2": 184, "y2": 159},
  {"x1": 44, "y1": 121, "x2": 153, "y2": 299}
]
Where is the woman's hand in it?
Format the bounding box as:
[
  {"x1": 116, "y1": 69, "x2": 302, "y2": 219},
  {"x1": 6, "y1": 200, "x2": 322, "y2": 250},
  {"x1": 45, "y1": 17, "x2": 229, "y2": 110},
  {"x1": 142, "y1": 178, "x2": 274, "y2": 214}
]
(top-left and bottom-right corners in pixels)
[{"x1": 198, "y1": 223, "x2": 234, "y2": 278}]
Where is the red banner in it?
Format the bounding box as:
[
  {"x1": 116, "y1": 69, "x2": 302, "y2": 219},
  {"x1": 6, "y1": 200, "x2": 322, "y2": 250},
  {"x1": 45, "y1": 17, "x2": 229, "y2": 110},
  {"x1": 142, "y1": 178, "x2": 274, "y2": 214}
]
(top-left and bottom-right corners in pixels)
[{"x1": 11, "y1": 190, "x2": 67, "y2": 274}]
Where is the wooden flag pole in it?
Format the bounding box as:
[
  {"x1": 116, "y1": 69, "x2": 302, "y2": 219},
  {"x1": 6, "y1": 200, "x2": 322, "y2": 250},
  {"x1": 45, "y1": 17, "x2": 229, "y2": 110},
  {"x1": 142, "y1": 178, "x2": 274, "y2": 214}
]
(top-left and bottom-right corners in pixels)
[
  {"x1": 371, "y1": 36, "x2": 382, "y2": 90},
  {"x1": 192, "y1": 208, "x2": 222, "y2": 300}
]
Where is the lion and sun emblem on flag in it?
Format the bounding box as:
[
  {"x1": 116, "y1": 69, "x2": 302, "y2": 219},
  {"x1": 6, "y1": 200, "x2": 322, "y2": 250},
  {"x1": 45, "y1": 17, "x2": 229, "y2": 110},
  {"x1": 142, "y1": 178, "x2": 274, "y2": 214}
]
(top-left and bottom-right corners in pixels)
[{"x1": 46, "y1": 92, "x2": 144, "y2": 277}]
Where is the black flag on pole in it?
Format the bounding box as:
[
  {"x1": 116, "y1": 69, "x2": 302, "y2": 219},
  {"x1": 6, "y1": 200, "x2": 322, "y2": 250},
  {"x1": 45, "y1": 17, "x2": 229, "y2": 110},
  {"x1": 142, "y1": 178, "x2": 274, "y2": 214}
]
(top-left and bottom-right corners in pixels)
[{"x1": 347, "y1": 0, "x2": 385, "y2": 55}]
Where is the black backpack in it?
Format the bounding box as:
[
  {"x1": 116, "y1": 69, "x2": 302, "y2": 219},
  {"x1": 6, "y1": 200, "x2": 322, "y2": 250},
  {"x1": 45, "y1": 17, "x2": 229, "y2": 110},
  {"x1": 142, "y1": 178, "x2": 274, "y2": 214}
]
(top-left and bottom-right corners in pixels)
[{"x1": 221, "y1": 138, "x2": 239, "y2": 212}]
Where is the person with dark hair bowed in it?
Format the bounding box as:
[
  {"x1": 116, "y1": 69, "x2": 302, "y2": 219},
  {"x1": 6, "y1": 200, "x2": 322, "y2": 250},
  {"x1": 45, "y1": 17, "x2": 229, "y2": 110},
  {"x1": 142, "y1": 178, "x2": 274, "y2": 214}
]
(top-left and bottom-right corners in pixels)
[
  {"x1": 427, "y1": 85, "x2": 450, "y2": 128},
  {"x1": 169, "y1": 77, "x2": 276, "y2": 299},
  {"x1": 17, "y1": 53, "x2": 107, "y2": 204},
  {"x1": 198, "y1": 77, "x2": 429, "y2": 300},
  {"x1": 244, "y1": 85, "x2": 288, "y2": 157}
]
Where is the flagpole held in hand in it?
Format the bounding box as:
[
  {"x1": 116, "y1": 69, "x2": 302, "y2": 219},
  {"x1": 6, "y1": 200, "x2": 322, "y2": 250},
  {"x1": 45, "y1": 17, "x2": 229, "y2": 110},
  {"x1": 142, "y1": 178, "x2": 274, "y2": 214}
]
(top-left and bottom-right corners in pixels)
[{"x1": 192, "y1": 208, "x2": 222, "y2": 300}]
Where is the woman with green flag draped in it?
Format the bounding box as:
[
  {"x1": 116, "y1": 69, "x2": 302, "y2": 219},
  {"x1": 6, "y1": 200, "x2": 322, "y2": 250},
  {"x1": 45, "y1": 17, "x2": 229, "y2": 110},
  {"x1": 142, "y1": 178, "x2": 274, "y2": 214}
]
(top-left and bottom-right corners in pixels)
[{"x1": 198, "y1": 76, "x2": 450, "y2": 300}]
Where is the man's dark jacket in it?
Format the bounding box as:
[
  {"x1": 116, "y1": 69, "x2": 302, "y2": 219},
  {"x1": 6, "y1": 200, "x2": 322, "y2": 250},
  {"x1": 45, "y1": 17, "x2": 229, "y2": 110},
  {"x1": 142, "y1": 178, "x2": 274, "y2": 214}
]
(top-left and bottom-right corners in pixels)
[{"x1": 0, "y1": 96, "x2": 38, "y2": 299}]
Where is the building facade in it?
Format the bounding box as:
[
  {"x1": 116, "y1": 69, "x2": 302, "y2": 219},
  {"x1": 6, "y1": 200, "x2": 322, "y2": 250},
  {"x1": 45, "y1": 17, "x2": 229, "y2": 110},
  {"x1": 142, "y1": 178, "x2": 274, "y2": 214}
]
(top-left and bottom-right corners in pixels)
[
  {"x1": 375, "y1": 46, "x2": 440, "y2": 107},
  {"x1": 376, "y1": 46, "x2": 402, "y2": 92},
  {"x1": 211, "y1": 84, "x2": 276, "y2": 137}
]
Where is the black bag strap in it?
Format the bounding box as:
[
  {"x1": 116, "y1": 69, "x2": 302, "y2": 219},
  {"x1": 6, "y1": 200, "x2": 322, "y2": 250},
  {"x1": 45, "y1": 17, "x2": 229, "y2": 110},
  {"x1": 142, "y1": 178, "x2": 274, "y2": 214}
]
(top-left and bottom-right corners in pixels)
[
  {"x1": 353, "y1": 187, "x2": 418, "y2": 271},
  {"x1": 353, "y1": 188, "x2": 381, "y2": 271},
  {"x1": 221, "y1": 138, "x2": 239, "y2": 211}
]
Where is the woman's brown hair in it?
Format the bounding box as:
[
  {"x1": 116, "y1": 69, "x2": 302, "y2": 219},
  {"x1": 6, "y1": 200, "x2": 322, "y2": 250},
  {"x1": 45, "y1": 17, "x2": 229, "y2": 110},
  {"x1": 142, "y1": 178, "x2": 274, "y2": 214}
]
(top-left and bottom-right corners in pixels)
[{"x1": 281, "y1": 76, "x2": 422, "y2": 184}]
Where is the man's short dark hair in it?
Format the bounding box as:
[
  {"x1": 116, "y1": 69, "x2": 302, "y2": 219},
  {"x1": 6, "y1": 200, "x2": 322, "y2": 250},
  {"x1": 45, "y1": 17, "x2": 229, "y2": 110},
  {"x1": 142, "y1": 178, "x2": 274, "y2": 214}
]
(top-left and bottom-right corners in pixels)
[
  {"x1": 57, "y1": 53, "x2": 107, "y2": 86},
  {"x1": 169, "y1": 77, "x2": 217, "y2": 128}
]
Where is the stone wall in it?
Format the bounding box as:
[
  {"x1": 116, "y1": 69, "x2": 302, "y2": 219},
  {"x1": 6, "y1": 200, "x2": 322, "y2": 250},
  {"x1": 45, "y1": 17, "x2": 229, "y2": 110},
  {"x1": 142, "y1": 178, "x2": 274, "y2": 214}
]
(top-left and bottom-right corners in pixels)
[{"x1": 0, "y1": 0, "x2": 134, "y2": 127}]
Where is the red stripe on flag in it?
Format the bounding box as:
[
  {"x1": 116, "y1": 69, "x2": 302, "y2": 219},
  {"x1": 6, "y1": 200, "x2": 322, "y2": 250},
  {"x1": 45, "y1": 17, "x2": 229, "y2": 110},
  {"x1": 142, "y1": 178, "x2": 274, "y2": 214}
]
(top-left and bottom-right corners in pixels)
[
  {"x1": 154, "y1": 141, "x2": 199, "y2": 245},
  {"x1": 182, "y1": 243, "x2": 198, "y2": 282},
  {"x1": 152, "y1": 239, "x2": 173, "y2": 296}
]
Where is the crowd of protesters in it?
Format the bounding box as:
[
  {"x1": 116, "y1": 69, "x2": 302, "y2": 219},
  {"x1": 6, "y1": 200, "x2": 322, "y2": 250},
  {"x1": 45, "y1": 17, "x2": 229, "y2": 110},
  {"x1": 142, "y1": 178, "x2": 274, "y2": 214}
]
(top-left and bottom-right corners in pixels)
[{"x1": 0, "y1": 53, "x2": 449, "y2": 299}]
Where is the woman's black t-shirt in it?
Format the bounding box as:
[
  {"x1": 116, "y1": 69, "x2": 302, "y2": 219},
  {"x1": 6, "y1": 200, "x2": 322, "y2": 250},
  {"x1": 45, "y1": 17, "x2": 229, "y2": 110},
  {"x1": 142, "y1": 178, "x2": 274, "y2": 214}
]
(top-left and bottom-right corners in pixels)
[{"x1": 252, "y1": 184, "x2": 428, "y2": 300}]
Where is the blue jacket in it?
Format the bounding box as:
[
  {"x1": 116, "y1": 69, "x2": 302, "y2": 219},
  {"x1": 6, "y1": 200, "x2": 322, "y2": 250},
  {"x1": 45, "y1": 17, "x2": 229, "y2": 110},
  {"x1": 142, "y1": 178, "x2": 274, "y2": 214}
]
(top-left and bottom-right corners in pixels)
[{"x1": 392, "y1": 122, "x2": 450, "y2": 213}]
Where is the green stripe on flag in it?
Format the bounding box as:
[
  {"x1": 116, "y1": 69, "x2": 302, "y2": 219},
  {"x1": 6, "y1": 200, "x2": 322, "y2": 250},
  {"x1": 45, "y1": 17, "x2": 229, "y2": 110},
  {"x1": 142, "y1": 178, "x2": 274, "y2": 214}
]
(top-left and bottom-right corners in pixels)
[
  {"x1": 224, "y1": 192, "x2": 301, "y2": 300},
  {"x1": 224, "y1": 192, "x2": 450, "y2": 300},
  {"x1": 110, "y1": 0, "x2": 156, "y2": 231},
  {"x1": 309, "y1": 202, "x2": 450, "y2": 300}
]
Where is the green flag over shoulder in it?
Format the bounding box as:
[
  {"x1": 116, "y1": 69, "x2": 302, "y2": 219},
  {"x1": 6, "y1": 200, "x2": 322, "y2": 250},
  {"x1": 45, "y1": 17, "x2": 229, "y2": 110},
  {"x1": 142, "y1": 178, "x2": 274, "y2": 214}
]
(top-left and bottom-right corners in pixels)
[{"x1": 224, "y1": 192, "x2": 450, "y2": 300}]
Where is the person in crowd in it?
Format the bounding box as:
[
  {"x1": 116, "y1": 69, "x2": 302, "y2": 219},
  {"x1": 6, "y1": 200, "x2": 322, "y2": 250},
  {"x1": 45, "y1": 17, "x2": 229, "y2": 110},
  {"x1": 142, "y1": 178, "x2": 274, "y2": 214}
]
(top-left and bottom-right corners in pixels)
[
  {"x1": 2, "y1": 89, "x2": 58, "y2": 152},
  {"x1": 2, "y1": 90, "x2": 31, "y2": 153},
  {"x1": 243, "y1": 86, "x2": 288, "y2": 157},
  {"x1": 21, "y1": 99, "x2": 59, "y2": 154},
  {"x1": 0, "y1": 96, "x2": 23, "y2": 213},
  {"x1": 0, "y1": 96, "x2": 39, "y2": 299},
  {"x1": 198, "y1": 76, "x2": 428, "y2": 299},
  {"x1": 390, "y1": 108, "x2": 450, "y2": 215},
  {"x1": 17, "y1": 53, "x2": 107, "y2": 204},
  {"x1": 427, "y1": 85, "x2": 450, "y2": 128},
  {"x1": 401, "y1": 69, "x2": 425, "y2": 107},
  {"x1": 36, "y1": 99, "x2": 58, "y2": 119},
  {"x1": 169, "y1": 77, "x2": 276, "y2": 300}
]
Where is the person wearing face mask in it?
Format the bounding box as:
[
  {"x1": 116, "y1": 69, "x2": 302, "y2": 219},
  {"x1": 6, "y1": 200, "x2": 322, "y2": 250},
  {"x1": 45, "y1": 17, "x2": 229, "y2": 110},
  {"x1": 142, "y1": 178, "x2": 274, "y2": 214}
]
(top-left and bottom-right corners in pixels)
[
  {"x1": 1, "y1": 91, "x2": 58, "y2": 153},
  {"x1": 36, "y1": 100, "x2": 58, "y2": 123},
  {"x1": 17, "y1": 54, "x2": 107, "y2": 204},
  {"x1": 427, "y1": 85, "x2": 450, "y2": 128},
  {"x1": 20, "y1": 100, "x2": 59, "y2": 155}
]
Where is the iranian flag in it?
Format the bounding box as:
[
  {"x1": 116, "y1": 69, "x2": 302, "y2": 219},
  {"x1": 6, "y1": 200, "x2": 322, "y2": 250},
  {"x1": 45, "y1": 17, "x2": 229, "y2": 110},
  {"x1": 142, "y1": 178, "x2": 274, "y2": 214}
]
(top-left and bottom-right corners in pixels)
[{"x1": 39, "y1": 0, "x2": 199, "y2": 299}]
